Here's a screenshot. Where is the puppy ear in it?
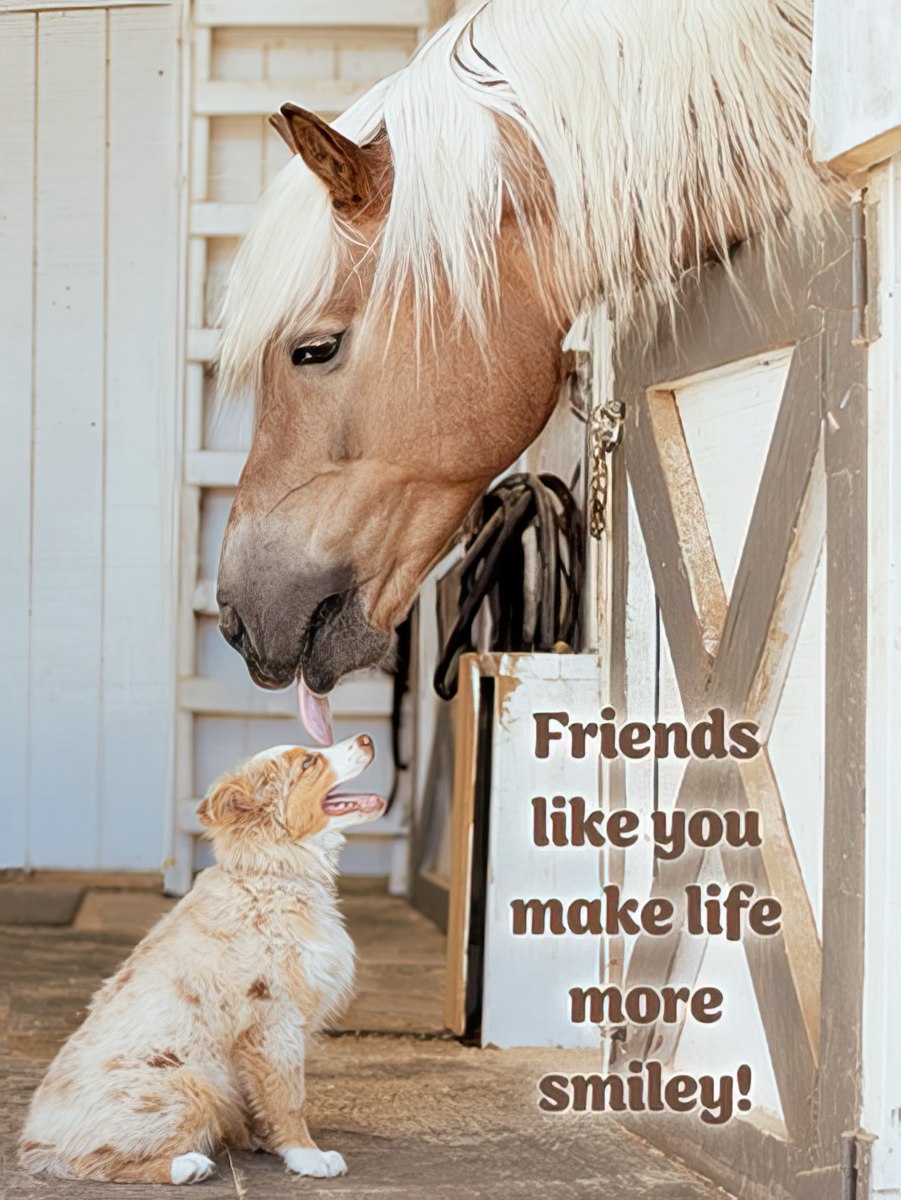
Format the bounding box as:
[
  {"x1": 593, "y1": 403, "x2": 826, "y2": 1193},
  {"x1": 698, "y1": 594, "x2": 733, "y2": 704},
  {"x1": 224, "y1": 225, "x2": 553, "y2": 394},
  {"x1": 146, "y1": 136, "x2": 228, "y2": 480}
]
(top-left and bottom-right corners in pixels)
[{"x1": 197, "y1": 774, "x2": 257, "y2": 828}]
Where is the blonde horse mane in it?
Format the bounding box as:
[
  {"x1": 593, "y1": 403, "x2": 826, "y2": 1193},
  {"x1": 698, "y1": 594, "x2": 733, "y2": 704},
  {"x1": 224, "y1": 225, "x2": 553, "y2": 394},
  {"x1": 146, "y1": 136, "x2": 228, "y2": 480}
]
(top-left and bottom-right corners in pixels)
[{"x1": 218, "y1": 0, "x2": 831, "y2": 394}]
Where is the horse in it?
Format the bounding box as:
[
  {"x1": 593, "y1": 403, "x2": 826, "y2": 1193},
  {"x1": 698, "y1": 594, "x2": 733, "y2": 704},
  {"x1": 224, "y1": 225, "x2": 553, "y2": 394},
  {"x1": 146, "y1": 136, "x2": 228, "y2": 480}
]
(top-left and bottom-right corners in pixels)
[{"x1": 215, "y1": 0, "x2": 833, "y2": 719}]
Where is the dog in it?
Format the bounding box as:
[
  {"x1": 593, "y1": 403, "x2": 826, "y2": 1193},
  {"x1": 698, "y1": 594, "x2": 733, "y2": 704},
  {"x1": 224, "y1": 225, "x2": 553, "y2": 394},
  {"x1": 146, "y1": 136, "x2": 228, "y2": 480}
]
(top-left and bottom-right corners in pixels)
[{"x1": 19, "y1": 735, "x2": 384, "y2": 1185}]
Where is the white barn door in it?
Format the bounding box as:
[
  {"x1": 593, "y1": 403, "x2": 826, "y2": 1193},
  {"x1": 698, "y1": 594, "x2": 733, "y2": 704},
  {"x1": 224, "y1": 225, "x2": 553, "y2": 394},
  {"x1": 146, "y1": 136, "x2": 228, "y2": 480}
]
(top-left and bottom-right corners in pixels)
[
  {"x1": 610, "y1": 216, "x2": 868, "y2": 1198},
  {"x1": 0, "y1": 2, "x2": 181, "y2": 870}
]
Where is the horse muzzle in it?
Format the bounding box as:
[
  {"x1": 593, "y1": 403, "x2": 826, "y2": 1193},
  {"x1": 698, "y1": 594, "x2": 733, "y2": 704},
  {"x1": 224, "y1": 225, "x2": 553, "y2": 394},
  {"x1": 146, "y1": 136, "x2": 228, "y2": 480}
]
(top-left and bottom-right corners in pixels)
[
  {"x1": 302, "y1": 590, "x2": 393, "y2": 693},
  {"x1": 218, "y1": 584, "x2": 391, "y2": 694},
  {"x1": 218, "y1": 600, "x2": 296, "y2": 689}
]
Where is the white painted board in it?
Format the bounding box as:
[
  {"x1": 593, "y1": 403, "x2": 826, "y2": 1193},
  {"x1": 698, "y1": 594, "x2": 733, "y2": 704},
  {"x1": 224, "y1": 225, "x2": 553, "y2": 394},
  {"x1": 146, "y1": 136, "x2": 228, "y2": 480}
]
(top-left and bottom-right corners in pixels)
[
  {"x1": 0, "y1": 13, "x2": 36, "y2": 867},
  {"x1": 101, "y1": 5, "x2": 180, "y2": 867},
  {"x1": 29, "y1": 11, "x2": 107, "y2": 867},
  {"x1": 481, "y1": 654, "x2": 603, "y2": 1049},
  {"x1": 1, "y1": 5, "x2": 181, "y2": 869},
  {"x1": 811, "y1": 0, "x2": 901, "y2": 169}
]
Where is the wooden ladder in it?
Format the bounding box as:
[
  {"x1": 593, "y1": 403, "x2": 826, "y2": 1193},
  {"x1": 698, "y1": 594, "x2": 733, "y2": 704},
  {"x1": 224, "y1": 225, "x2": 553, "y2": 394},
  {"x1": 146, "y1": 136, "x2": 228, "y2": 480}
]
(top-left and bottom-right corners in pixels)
[{"x1": 166, "y1": 0, "x2": 438, "y2": 894}]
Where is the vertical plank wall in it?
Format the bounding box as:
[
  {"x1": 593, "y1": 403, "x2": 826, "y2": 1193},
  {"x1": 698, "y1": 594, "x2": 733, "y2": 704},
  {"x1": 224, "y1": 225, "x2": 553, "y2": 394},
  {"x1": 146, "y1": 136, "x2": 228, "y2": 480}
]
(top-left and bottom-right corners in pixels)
[
  {"x1": 0, "y1": 6, "x2": 181, "y2": 869},
  {"x1": 0, "y1": 13, "x2": 38, "y2": 869}
]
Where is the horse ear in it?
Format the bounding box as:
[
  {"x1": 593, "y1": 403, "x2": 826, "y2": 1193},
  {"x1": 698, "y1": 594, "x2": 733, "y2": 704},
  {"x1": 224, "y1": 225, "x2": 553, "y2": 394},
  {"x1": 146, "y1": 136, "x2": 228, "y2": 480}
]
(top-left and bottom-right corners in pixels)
[{"x1": 269, "y1": 103, "x2": 375, "y2": 213}]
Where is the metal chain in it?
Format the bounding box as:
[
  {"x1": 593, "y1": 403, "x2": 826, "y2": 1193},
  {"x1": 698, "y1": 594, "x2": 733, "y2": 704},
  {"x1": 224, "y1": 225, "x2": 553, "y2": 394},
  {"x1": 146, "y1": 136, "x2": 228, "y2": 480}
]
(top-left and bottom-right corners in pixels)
[
  {"x1": 587, "y1": 395, "x2": 625, "y2": 539},
  {"x1": 562, "y1": 346, "x2": 625, "y2": 540}
]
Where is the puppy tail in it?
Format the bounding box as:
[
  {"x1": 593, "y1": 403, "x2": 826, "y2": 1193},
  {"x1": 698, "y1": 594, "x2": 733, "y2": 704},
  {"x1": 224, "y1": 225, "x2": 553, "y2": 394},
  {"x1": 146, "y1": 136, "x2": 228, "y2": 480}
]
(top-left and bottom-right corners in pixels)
[
  {"x1": 19, "y1": 1140, "x2": 180, "y2": 1184},
  {"x1": 19, "y1": 1140, "x2": 73, "y2": 1178}
]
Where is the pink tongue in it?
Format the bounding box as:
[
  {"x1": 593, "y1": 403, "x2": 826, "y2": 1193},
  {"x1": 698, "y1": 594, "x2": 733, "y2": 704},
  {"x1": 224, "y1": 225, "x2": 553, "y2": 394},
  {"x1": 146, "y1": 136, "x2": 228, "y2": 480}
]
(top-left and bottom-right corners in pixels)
[
  {"x1": 322, "y1": 794, "x2": 384, "y2": 815},
  {"x1": 297, "y1": 676, "x2": 334, "y2": 746}
]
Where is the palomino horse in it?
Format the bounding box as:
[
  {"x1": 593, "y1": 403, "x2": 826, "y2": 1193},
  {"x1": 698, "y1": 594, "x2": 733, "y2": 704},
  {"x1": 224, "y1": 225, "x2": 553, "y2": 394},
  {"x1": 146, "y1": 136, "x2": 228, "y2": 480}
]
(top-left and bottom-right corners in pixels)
[{"x1": 216, "y1": 0, "x2": 832, "y2": 727}]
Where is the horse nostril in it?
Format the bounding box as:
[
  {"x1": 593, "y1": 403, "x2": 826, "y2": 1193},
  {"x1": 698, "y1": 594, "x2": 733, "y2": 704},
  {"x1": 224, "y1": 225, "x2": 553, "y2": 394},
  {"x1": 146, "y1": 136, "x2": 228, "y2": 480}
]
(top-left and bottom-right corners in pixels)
[{"x1": 219, "y1": 602, "x2": 245, "y2": 651}]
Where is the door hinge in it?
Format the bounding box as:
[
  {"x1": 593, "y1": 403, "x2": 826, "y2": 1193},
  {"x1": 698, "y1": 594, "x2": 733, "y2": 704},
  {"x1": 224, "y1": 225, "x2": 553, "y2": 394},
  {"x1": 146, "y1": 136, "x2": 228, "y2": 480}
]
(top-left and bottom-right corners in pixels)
[
  {"x1": 851, "y1": 193, "x2": 869, "y2": 346},
  {"x1": 842, "y1": 1130, "x2": 876, "y2": 1200}
]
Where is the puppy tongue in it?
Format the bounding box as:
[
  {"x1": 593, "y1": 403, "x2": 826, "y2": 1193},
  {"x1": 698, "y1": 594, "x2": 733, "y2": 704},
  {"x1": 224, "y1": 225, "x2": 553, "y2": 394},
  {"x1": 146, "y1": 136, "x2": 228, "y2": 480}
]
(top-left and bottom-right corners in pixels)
[
  {"x1": 322, "y1": 794, "x2": 384, "y2": 815},
  {"x1": 297, "y1": 676, "x2": 334, "y2": 746}
]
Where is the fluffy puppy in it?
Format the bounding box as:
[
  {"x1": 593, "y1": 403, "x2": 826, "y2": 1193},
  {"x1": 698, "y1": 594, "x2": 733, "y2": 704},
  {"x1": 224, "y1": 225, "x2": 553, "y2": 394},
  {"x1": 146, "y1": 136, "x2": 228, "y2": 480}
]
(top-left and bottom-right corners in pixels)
[{"x1": 20, "y1": 735, "x2": 384, "y2": 1185}]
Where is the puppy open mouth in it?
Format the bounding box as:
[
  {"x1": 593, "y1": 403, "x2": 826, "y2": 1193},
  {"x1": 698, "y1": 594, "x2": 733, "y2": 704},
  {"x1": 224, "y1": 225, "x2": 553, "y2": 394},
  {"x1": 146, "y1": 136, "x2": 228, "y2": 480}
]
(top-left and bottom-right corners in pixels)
[
  {"x1": 321, "y1": 793, "x2": 384, "y2": 817},
  {"x1": 318, "y1": 737, "x2": 386, "y2": 824}
]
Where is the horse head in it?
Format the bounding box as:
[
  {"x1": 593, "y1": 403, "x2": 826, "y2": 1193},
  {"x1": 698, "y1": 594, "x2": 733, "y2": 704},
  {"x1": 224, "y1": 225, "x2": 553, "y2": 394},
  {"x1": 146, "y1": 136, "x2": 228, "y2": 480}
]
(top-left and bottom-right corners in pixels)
[
  {"x1": 215, "y1": 1, "x2": 827, "y2": 699},
  {"x1": 216, "y1": 103, "x2": 565, "y2": 695}
]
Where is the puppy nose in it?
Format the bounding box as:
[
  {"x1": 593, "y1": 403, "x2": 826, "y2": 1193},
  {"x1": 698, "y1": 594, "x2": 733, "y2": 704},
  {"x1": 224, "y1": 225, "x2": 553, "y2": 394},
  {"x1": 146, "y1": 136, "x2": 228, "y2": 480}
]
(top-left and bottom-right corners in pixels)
[
  {"x1": 219, "y1": 602, "x2": 245, "y2": 651},
  {"x1": 357, "y1": 735, "x2": 372, "y2": 749}
]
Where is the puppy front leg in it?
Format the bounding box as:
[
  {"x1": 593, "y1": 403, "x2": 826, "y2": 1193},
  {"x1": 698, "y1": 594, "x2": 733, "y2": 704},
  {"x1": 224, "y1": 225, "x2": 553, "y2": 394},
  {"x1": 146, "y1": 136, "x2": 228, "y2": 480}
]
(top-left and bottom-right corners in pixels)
[{"x1": 234, "y1": 1030, "x2": 347, "y2": 1179}]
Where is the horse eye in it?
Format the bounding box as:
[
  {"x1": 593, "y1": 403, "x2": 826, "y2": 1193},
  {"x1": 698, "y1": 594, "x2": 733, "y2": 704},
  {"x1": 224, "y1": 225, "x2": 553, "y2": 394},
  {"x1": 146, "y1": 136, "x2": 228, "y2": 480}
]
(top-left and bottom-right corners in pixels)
[{"x1": 290, "y1": 332, "x2": 344, "y2": 367}]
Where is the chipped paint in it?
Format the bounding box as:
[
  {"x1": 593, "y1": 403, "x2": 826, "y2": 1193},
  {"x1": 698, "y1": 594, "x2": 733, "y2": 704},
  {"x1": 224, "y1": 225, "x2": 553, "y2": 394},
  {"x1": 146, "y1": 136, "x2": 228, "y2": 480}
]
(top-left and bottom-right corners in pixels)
[{"x1": 494, "y1": 669, "x2": 522, "y2": 731}]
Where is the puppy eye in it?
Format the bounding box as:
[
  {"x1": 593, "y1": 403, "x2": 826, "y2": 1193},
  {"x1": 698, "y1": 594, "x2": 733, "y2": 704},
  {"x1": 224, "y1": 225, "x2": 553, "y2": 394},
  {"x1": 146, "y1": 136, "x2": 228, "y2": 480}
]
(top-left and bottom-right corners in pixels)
[
  {"x1": 290, "y1": 332, "x2": 344, "y2": 367},
  {"x1": 301, "y1": 755, "x2": 318, "y2": 772}
]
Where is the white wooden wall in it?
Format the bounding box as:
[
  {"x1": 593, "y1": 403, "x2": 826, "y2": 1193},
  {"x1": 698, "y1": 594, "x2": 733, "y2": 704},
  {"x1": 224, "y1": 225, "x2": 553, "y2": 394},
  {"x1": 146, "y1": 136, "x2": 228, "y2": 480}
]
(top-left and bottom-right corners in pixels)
[
  {"x1": 167, "y1": 1, "x2": 440, "y2": 892},
  {"x1": 0, "y1": 3, "x2": 181, "y2": 870},
  {"x1": 862, "y1": 154, "x2": 901, "y2": 1197},
  {"x1": 811, "y1": 0, "x2": 901, "y2": 171}
]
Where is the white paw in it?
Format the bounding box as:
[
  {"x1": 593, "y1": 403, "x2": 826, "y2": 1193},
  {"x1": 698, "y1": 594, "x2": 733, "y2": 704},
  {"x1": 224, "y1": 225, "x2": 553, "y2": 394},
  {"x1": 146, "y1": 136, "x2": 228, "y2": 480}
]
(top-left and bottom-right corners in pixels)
[
  {"x1": 171, "y1": 1152, "x2": 216, "y2": 1185},
  {"x1": 283, "y1": 1147, "x2": 347, "y2": 1178}
]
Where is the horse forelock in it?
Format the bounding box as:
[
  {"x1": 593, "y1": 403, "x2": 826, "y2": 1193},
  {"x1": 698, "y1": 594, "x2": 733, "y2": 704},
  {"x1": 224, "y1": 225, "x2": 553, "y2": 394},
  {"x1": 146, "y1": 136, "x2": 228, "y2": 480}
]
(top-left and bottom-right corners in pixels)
[
  {"x1": 216, "y1": 158, "x2": 347, "y2": 397},
  {"x1": 217, "y1": 0, "x2": 833, "y2": 396}
]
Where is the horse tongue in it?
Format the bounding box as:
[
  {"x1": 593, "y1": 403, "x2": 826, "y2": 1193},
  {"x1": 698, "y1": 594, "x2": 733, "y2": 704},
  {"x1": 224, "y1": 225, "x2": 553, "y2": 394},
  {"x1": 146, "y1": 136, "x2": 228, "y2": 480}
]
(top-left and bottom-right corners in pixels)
[{"x1": 297, "y1": 676, "x2": 334, "y2": 746}]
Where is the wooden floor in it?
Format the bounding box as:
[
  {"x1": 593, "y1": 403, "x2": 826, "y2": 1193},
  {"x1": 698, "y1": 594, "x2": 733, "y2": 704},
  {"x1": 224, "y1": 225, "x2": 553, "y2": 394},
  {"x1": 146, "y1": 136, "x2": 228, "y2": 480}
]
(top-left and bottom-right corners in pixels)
[
  {"x1": 0, "y1": 876, "x2": 728, "y2": 1198},
  {"x1": 65, "y1": 876, "x2": 447, "y2": 1034},
  {"x1": 338, "y1": 881, "x2": 447, "y2": 1033}
]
